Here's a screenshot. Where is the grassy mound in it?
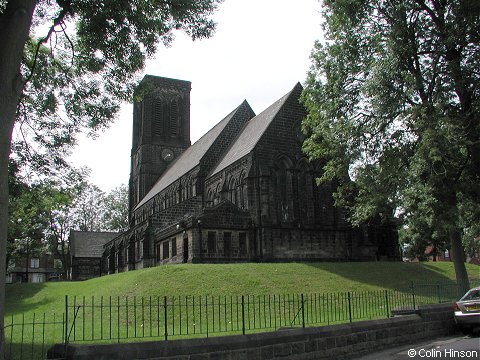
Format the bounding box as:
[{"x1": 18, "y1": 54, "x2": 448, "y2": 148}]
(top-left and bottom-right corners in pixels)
[{"x1": 6, "y1": 261, "x2": 479, "y2": 317}]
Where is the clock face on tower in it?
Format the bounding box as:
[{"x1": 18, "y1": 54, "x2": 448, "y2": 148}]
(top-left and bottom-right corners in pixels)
[{"x1": 161, "y1": 148, "x2": 175, "y2": 162}]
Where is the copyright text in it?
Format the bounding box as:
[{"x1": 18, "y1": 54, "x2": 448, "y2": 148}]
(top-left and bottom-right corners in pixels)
[{"x1": 407, "y1": 348, "x2": 478, "y2": 358}]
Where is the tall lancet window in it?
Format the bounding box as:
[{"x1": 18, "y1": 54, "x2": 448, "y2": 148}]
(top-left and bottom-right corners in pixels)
[
  {"x1": 228, "y1": 177, "x2": 237, "y2": 205},
  {"x1": 152, "y1": 97, "x2": 163, "y2": 138},
  {"x1": 274, "y1": 156, "x2": 294, "y2": 222},
  {"x1": 170, "y1": 99, "x2": 178, "y2": 135}
]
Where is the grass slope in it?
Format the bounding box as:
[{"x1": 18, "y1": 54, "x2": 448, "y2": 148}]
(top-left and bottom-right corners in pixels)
[{"x1": 6, "y1": 261, "x2": 479, "y2": 317}]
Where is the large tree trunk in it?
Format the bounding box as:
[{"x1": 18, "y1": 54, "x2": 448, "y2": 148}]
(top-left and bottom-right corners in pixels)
[
  {"x1": 444, "y1": 190, "x2": 470, "y2": 297},
  {"x1": 0, "y1": 1, "x2": 36, "y2": 359},
  {"x1": 450, "y1": 226, "x2": 470, "y2": 295},
  {"x1": 0, "y1": 100, "x2": 15, "y2": 360}
]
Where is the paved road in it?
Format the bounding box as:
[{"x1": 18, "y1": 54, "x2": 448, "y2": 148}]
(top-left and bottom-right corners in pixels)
[{"x1": 355, "y1": 335, "x2": 479, "y2": 360}]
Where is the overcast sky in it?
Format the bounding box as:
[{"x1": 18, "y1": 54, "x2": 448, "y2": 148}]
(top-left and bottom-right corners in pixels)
[{"x1": 68, "y1": 0, "x2": 324, "y2": 191}]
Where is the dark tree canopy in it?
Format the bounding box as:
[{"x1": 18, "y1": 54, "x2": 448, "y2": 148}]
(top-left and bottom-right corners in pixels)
[
  {"x1": 0, "y1": 1, "x2": 222, "y2": 357},
  {"x1": 302, "y1": 0, "x2": 479, "y2": 289},
  {"x1": 13, "y1": 0, "x2": 222, "y2": 173}
]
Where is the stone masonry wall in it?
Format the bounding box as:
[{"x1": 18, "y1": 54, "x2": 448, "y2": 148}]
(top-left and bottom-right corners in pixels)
[{"x1": 48, "y1": 303, "x2": 457, "y2": 360}]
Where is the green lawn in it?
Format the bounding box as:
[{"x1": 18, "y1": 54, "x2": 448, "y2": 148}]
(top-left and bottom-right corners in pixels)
[
  {"x1": 6, "y1": 261, "x2": 479, "y2": 317},
  {"x1": 4, "y1": 262, "x2": 479, "y2": 360}
]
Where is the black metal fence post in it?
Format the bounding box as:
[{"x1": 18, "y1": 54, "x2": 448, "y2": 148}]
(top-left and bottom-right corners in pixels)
[
  {"x1": 410, "y1": 282, "x2": 416, "y2": 310},
  {"x1": 64, "y1": 295, "x2": 68, "y2": 344},
  {"x1": 241, "y1": 295, "x2": 245, "y2": 335},
  {"x1": 117, "y1": 296, "x2": 120, "y2": 343},
  {"x1": 384, "y1": 290, "x2": 390, "y2": 318},
  {"x1": 347, "y1": 292, "x2": 352, "y2": 323},
  {"x1": 163, "y1": 296, "x2": 168, "y2": 341},
  {"x1": 64, "y1": 295, "x2": 68, "y2": 359},
  {"x1": 301, "y1": 294, "x2": 305, "y2": 328},
  {"x1": 206, "y1": 296, "x2": 209, "y2": 338},
  {"x1": 437, "y1": 282, "x2": 441, "y2": 303}
]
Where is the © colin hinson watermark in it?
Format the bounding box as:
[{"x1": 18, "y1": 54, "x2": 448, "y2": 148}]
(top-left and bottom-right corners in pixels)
[{"x1": 407, "y1": 348, "x2": 478, "y2": 358}]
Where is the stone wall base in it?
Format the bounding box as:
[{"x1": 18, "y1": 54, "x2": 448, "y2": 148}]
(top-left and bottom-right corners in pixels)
[{"x1": 48, "y1": 303, "x2": 457, "y2": 360}]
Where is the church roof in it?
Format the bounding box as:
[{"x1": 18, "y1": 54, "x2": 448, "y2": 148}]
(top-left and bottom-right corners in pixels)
[
  {"x1": 134, "y1": 102, "x2": 251, "y2": 210},
  {"x1": 209, "y1": 84, "x2": 299, "y2": 176},
  {"x1": 70, "y1": 231, "x2": 119, "y2": 258}
]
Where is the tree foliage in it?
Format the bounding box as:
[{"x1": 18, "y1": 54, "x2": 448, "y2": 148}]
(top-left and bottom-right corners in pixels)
[
  {"x1": 72, "y1": 181, "x2": 105, "y2": 232},
  {"x1": 12, "y1": 0, "x2": 222, "y2": 173},
  {"x1": 302, "y1": 0, "x2": 479, "y2": 287},
  {"x1": 102, "y1": 184, "x2": 129, "y2": 232},
  {"x1": 7, "y1": 161, "x2": 50, "y2": 267},
  {"x1": 69, "y1": 180, "x2": 129, "y2": 232}
]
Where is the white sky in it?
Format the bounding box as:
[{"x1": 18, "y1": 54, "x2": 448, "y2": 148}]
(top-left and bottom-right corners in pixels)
[{"x1": 68, "y1": 0, "x2": 324, "y2": 191}]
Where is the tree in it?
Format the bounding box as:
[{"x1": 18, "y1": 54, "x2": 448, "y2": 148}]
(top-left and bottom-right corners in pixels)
[
  {"x1": 7, "y1": 171, "x2": 51, "y2": 277},
  {"x1": 8, "y1": 165, "x2": 85, "y2": 281},
  {"x1": 102, "y1": 184, "x2": 129, "y2": 232},
  {"x1": 72, "y1": 182, "x2": 106, "y2": 232},
  {"x1": 0, "y1": 1, "x2": 222, "y2": 357},
  {"x1": 302, "y1": 0, "x2": 479, "y2": 292}
]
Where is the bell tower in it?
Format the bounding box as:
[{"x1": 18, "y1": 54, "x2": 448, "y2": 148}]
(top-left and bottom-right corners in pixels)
[{"x1": 129, "y1": 75, "x2": 191, "y2": 217}]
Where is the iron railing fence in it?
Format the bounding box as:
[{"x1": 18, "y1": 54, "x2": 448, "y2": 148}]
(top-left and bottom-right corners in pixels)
[
  {"x1": 4, "y1": 279, "x2": 478, "y2": 360},
  {"x1": 3, "y1": 313, "x2": 64, "y2": 360}
]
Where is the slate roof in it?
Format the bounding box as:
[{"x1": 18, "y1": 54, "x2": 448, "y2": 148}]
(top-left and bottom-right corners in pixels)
[
  {"x1": 209, "y1": 84, "x2": 298, "y2": 176},
  {"x1": 134, "y1": 102, "x2": 251, "y2": 210},
  {"x1": 70, "y1": 231, "x2": 119, "y2": 258}
]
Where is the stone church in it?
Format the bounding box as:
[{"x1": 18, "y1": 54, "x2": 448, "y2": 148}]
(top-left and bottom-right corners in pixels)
[{"x1": 102, "y1": 75, "x2": 399, "y2": 273}]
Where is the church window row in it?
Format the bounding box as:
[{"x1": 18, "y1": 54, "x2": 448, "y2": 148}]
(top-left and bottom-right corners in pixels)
[
  {"x1": 180, "y1": 177, "x2": 196, "y2": 202},
  {"x1": 205, "y1": 171, "x2": 248, "y2": 209},
  {"x1": 272, "y1": 156, "x2": 332, "y2": 224},
  {"x1": 106, "y1": 235, "x2": 141, "y2": 274},
  {"x1": 205, "y1": 230, "x2": 249, "y2": 257},
  {"x1": 135, "y1": 176, "x2": 197, "y2": 224}
]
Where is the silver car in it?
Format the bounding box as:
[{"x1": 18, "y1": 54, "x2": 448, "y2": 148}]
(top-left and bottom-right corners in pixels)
[{"x1": 454, "y1": 286, "x2": 480, "y2": 335}]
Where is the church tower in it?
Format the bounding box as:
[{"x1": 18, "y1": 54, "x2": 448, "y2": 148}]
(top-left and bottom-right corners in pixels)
[{"x1": 129, "y1": 76, "x2": 191, "y2": 217}]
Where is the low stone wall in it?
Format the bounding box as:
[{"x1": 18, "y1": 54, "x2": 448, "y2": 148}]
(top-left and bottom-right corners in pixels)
[{"x1": 48, "y1": 303, "x2": 457, "y2": 360}]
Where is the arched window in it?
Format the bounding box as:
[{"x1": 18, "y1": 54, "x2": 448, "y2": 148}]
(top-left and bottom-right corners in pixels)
[
  {"x1": 190, "y1": 178, "x2": 196, "y2": 197},
  {"x1": 297, "y1": 160, "x2": 314, "y2": 222},
  {"x1": 183, "y1": 179, "x2": 189, "y2": 200},
  {"x1": 180, "y1": 180, "x2": 186, "y2": 202},
  {"x1": 238, "y1": 172, "x2": 248, "y2": 209},
  {"x1": 153, "y1": 101, "x2": 163, "y2": 137},
  {"x1": 228, "y1": 177, "x2": 237, "y2": 204},
  {"x1": 184, "y1": 177, "x2": 195, "y2": 199},
  {"x1": 169, "y1": 98, "x2": 178, "y2": 135},
  {"x1": 214, "y1": 184, "x2": 221, "y2": 205},
  {"x1": 206, "y1": 189, "x2": 214, "y2": 207},
  {"x1": 274, "y1": 156, "x2": 294, "y2": 222},
  {"x1": 174, "y1": 186, "x2": 180, "y2": 204},
  {"x1": 161, "y1": 195, "x2": 166, "y2": 210},
  {"x1": 149, "y1": 95, "x2": 165, "y2": 138}
]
